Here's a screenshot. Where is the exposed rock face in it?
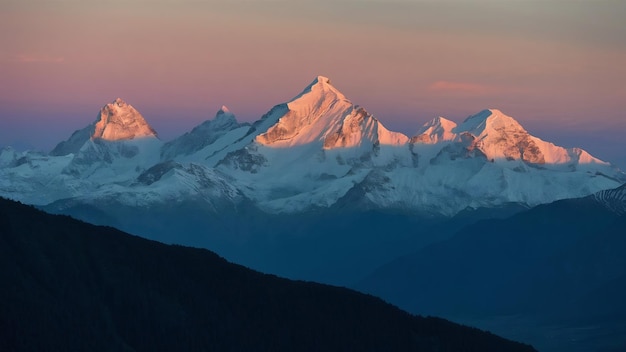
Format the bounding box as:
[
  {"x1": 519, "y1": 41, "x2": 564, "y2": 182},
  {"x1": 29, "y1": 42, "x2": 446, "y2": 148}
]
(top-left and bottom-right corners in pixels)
[
  {"x1": 92, "y1": 98, "x2": 157, "y2": 141},
  {"x1": 411, "y1": 116, "x2": 458, "y2": 144},
  {"x1": 455, "y1": 109, "x2": 545, "y2": 164}
]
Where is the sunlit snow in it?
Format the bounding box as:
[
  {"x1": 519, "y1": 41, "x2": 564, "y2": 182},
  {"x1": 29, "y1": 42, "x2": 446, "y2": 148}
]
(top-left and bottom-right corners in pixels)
[{"x1": 0, "y1": 77, "x2": 624, "y2": 216}]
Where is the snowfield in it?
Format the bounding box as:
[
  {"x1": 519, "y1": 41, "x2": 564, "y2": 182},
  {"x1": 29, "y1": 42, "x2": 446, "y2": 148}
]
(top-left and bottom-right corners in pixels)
[{"x1": 1, "y1": 76, "x2": 624, "y2": 215}]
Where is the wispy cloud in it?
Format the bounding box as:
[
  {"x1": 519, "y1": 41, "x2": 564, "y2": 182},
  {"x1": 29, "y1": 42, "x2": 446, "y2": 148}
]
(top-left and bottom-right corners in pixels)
[
  {"x1": 13, "y1": 54, "x2": 65, "y2": 63},
  {"x1": 428, "y1": 80, "x2": 492, "y2": 95}
]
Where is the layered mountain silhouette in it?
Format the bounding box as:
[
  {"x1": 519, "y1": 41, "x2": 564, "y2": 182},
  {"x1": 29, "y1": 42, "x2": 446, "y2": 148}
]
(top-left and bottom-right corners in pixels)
[
  {"x1": 356, "y1": 184, "x2": 626, "y2": 352},
  {"x1": 1, "y1": 76, "x2": 624, "y2": 352},
  {"x1": 1, "y1": 75, "x2": 624, "y2": 285},
  {"x1": 0, "y1": 197, "x2": 535, "y2": 352}
]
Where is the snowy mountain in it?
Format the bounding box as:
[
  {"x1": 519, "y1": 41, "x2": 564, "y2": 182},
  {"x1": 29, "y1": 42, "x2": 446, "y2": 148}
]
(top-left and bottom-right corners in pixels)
[
  {"x1": 47, "y1": 98, "x2": 162, "y2": 192},
  {"x1": 51, "y1": 98, "x2": 157, "y2": 156},
  {"x1": 2, "y1": 75, "x2": 625, "y2": 291},
  {"x1": 161, "y1": 105, "x2": 248, "y2": 161},
  {"x1": 92, "y1": 98, "x2": 157, "y2": 141},
  {"x1": 0, "y1": 98, "x2": 162, "y2": 205},
  {"x1": 2, "y1": 77, "x2": 621, "y2": 351},
  {"x1": 210, "y1": 77, "x2": 621, "y2": 214},
  {"x1": 255, "y1": 76, "x2": 408, "y2": 149},
  {"x1": 411, "y1": 116, "x2": 457, "y2": 144},
  {"x1": 1, "y1": 76, "x2": 624, "y2": 215},
  {"x1": 452, "y1": 108, "x2": 604, "y2": 165}
]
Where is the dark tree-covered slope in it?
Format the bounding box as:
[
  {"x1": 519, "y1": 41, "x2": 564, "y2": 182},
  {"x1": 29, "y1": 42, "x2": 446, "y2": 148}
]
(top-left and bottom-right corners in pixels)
[{"x1": 0, "y1": 198, "x2": 535, "y2": 352}]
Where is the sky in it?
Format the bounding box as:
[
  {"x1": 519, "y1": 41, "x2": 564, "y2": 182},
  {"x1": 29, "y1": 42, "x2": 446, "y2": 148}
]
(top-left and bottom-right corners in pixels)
[{"x1": 1, "y1": 0, "x2": 625, "y2": 169}]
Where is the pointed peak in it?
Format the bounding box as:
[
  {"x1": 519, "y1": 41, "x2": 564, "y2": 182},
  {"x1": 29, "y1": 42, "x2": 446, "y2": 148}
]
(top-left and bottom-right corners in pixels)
[
  {"x1": 429, "y1": 116, "x2": 457, "y2": 127},
  {"x1": 92, "y1": 98, "x2": 158, "y2": 141},
  {"x1": 415, "y1": 116, "x2": 456, "y2": 134},
  {"x1": 213, "y1": 105, "x2": 237, "y2": 124},
  {"x1": 216, "y1": 105, "x2": 235, "y2": 119},
  {"x1": 462, "y1": 109, "x2": 494, "y2": 123},
  {"x1": 291, "y1": 76, "x2": 345, "y2": 101},
  {"x1": 314, "y1": 75, "x2": 332, "y2": 85},
  {"x1": 413, "y1": 116, "x2": 458, "y2": 144},
  {"x1": 455, "y1": 108, "x2": 524, "y2": 135},
  {"x1": 113, "y1": 97, "x2": 127, "y2": 106},
  {"x1": 256, "y1": 76, "x2": 365, "y2": 147},
  {"x1": 462, "y1": 108, "x2": 511, "y2": 123},
  {"x1": 256, "y1": 76, "x2": 408, "y2": 149}
]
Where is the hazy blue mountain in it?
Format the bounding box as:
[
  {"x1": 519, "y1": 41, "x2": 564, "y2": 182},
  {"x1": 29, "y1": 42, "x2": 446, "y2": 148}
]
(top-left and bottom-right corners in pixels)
[
  {"x1": 355, "y1": 184, "x2": 626, "y2": 352},
  {"x1": 0, "y1": 197, "x2": 535, "y2": 352}
]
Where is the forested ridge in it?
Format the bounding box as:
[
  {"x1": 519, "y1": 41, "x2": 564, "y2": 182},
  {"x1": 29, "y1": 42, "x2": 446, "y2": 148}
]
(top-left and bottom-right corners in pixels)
[{"x1": 0, "y1": 197, "x2": 535, "y2": 351}]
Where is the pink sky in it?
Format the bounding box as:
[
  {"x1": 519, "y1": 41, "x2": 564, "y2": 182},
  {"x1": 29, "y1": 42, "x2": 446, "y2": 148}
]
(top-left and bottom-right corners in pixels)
[{"x1": 1, "y1": 1, "x2": 625, "y2": 168}]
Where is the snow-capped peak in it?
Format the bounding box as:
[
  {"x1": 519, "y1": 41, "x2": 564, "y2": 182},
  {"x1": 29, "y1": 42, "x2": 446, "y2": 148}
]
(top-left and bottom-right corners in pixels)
[
  {"x1": 218, "y1": 105, "x2": 231, "y2": 114},
  {"x1": 49, "y1": 98, "x2": 158, "y2": 156},
  {"x1": 283, "y1": 75, "x2": 347, "y2": 110},
  {"x1": 411, "y1": 116, "x2": 458, "y2": 144},
  {"x1": 450, "y1": 108, "x2": 543, "y2": 162},
  {"x1": 215, "y1": 105, "x2": 236, "y2": 123},
  {"x1": 4, "y1": 77, "x2": 626, "y2": 224},
  {"x1": 92, "y1": 98, "x2": 158, "y2": 141},
  {"x1": 210, "y1": 105, "x2": 240, "y2": 129},
  {"x1": 448, "y1": 108, "x2": 609, "y2": 165},
  {"x1": 455, "y1": 109, "x2": 525, "y2": 136},
  {"x1": 309, "y1": 75, "x2": 334, "y2": 91},
  {"x1": 256, "y1": 76, "x2": 407, "y2": 148},
  {"x1": 160, "y1": 105, "x2": 246, "y2": 160},
  {"x1": 316, "y1": 75, "x2": 331, "y2": 84}
]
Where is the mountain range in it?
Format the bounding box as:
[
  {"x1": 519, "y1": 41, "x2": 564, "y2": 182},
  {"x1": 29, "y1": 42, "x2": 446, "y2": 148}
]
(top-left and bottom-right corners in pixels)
[
  {"x1": 1, "y1": 76, "x2": 624, "y2": 283},
  {"x1": 1, "y1": 76, "x2": 623, "y2": 215},
  {"x1": 2, "y1": 76, "x2": 625, "y2": 351},
  {"x1": 356, "y1": 184, "x2": 626, "y2": 352}
]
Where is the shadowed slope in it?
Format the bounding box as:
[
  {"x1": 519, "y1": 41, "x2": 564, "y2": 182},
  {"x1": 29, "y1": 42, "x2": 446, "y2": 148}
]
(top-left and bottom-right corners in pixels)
[
  {"x1": 0, "y1": 198, "x2": 535, "y2": 352},
  {"x1": 356, "y1": 184, "x2": 626, "y2": 352}
]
